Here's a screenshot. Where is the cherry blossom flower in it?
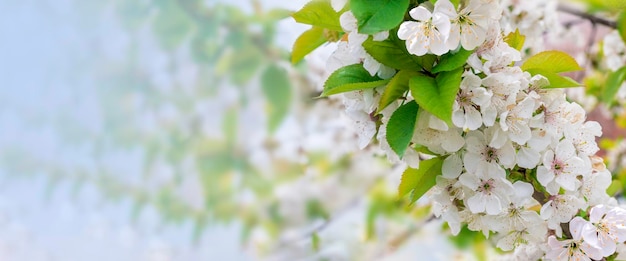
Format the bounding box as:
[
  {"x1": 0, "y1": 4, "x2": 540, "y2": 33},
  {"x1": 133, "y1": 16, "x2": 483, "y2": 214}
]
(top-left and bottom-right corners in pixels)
[
  {"x1": 499, "y1": 96, "x2": 535, "y2": 145},
  {"x1": 339, "y1": 12, "x2": 395, "y2": 79},
  {"x1": 398, "y1": 1, "x2": 453, "y2": 56},
  {"x1": 545, "y1": 217, "x2": 603, "y2": 261},
  {"x1": 537, "y1": 140, "x2": 588, "y2": 194},
  {"x1": 446, "y1": 0, "x2": 495, "y2": 50},
  {"x1": 458, "y1": 171, "x2": 514, "y2": 215},
  {"x1": 452, "y1": 71, "x2": 493, "y2": 131},
  {"x1": 580, "y1": 205, "x2": 626, "y2": 257},
  {"x1": 540, "y1": 194, "x2": 586, "y2": 237},
  {"x1": 463, "y1": 127, "x2": 516, "y2": 178}
]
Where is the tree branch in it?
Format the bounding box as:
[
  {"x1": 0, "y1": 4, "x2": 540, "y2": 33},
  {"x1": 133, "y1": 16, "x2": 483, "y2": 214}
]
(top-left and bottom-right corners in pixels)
[{"x1": 557, "y1": 4, "x2": 617, "y2": 29}]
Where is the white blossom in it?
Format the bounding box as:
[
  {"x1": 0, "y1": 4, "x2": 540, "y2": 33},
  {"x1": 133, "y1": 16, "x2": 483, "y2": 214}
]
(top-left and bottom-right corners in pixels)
[
  {"x1": 398, "y1": 1, "x2": 453, "y2": 56},
  {"x1": 545, "y1": 217, "x2": 603, "y2": 261}
]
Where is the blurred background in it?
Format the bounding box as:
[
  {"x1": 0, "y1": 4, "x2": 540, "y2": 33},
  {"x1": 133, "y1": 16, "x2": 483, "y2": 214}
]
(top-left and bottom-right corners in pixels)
[{"x1": 0, "y1": 0, "x2": 625, "y2": 260}]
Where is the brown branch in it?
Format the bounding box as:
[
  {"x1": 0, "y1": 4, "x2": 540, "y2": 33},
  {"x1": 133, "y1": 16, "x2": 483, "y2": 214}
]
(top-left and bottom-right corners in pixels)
[{"x1": 557, "y1": 4, "x2": 617, "y2": 29}]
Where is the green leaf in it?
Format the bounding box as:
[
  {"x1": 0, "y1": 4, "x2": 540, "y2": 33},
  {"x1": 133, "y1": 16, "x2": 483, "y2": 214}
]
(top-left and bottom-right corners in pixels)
[
  {"x1": 377, "y1": 71, "x2": 423, "y2": 113},
  {"x1": 432, "y1": 48, "x2": 472, "y2": 73},
  {"x1": 386, "y1": 101, "x2": 419, "y2": 157},
  {"x1": 398, "y1": 157, "x2": 443, "y2": 203},
  {"x1": 521, "y1": 50, "x2": 583, "y2": 73},
  {"x1": 351, "y1": 0, "x2": 410, "y2": 34},
  {"x1": 504, "y1": 29, "x2": 526, "y2": 51},
  {"x1": 602, "y1": 66, "x2": 626, "y2": 105},
  {"x1": 292, "y1": 26, "x2": 327, "y2": 64},
  {"x1": 525, "y1": 69, "x2": 581, "y2": 89},
  {"x1": 292, "y1": 0, "x2": 342, "y2": 31},
  {"x1": 410, "y1": 68, "x2": 463, "y2": 124},
  {"x1": 311, "y1": 232, "x2": 321, "y2": 251},
  {"x1": 322, "y1": 64, "x2": 389, "y2": 96},
  {"x1": 618, "y1": 11, "x2": 626, "y2": 47},
  {"x1": 362, "y1": 35, "x2": 434, "y2": 70},
  {"x1": 261, "y1": 65, "x2": 292, "y2": 133}
]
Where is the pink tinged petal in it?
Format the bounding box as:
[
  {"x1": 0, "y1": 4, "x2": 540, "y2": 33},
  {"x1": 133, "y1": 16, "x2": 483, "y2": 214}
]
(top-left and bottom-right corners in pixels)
[
  {"x1": 536, "y1": 166, "x2": 554, "y2": 187},
  {"x1": 581, "y1": 242, "x2": 604, "y2": 260},
  {"x1": 570, "y1": 217, "x2": 588, "y2": 240},
  {"x1": 589, "y1": 205, "x2": 608, "y2": 223},
  {"x1": 460, "y1": 24, "x2": 486, "y2": 50},
  {"x1": 547, "y1": 235, "x2": 563, "y2": 249},
  {"x1": 442, "y1": 154, "x2": 463, "y2": 179},
  {"x1": 409, "y1": 6, "x2": 432, "y2": 21},
  {"x1": 517, "y1": 146, "x2": 540, "y2": 169},
  {"x1": 581, "y1": 224, "x2": 600, "y2": 247}
]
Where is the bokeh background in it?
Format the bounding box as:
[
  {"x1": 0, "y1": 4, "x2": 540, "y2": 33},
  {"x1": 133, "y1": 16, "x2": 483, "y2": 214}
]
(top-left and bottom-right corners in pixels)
[{"x1": 1, "y1": 0, "x2": 626, "y2": 260}]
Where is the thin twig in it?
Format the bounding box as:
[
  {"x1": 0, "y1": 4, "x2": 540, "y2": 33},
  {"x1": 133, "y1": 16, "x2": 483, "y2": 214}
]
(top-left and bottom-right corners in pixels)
[{"x1": 557, "y1": 4, "x2": 617, "y2": 29}]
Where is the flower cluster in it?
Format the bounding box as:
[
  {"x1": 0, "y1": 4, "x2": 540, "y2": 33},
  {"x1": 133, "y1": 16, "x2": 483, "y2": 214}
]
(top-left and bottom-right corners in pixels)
[
  {"x1": 398, "y1": 0, "x2": 499, "y2": 56},
  {"x1": 306, "y1": 0, "x2": 626, "y2": 259}
]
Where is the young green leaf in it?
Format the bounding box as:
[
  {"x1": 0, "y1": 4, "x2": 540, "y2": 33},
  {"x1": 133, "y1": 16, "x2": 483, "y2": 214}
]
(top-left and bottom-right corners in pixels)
[
  {"x1": 618, "y1": 11, "x2": 626, "y2": 43},
  {"x1": 322, "y1": 64, "x2": 389, "y2": 96},
  {"x1": 362, "y1": 34, "x2": 432, "y2": 70},
  {"x1": 602, "y1": 66, "x2": 626, "y2": 105},
  {"x1": 292, "y1": 0, "x2": 343, "y2": 31},
  {"x1": 525, "y1": 69, "x2": 581, "y2": 89},
  {"x1": 521, "y1": 50, "x2": 583, "y2": 73},
  {"x1": 431, "y1": 48, "x2": 472, "y2": 73},
  {"x1": 386, "y1": 101, "x2": 419, "y2": 158},
  {"x1": 291, "y1": 26, "x2": 327, "y2": 64},
  {"x1": 398, "y1": 157, "x2": 444, "y2": 204},
  {"x1": 410, "y1": 68, "x2": 464, "y2": 124},
  {"x1": 351, "y1": 0, "x2": 410, "y2": 34},
  {"x1": 261, "y1": 65, "x2": 292, "y2": 133},
  {"x1": 504, "y1": 29, "x2": 526, "y2": 51},
  {"x1": 377, "y1": 71, "x2": 423, "y2": 113}
]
